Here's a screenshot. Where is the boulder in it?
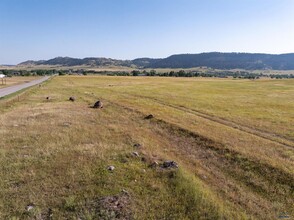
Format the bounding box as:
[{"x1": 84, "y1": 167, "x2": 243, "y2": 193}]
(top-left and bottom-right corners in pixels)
[
  {"x1": 144, "y1": 114, "x2": 154, "y2": 119},
  {"x1": 93, "y1": 100, "x2": 103, "y2": 109},
  {"x1": 107, "y1": 165, "x2": 115, "y2": 171},
  {"x1": 132, "y1": 152, "x2": 139, "y2": 157},
  {"x1": 162, "y1": 161, "x2": 179, "y2": 169},
  {"x1": 69, "y1": 96, "x2": 76, "y2": 102}
]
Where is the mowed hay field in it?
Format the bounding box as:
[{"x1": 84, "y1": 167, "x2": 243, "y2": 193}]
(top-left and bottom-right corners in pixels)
[{"x1": 0, "y1": 76, "x2": 293, "y2": 219}]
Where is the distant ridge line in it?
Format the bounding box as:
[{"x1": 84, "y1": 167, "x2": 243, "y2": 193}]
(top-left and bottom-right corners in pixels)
[{"x1": 17, "y1": 52, "x2": 294, "y2": 70}]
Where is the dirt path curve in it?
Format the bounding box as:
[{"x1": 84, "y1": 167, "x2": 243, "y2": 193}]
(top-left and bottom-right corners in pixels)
[{"x1": 0, "y1": 76, "x2": 50, "y2": 98}]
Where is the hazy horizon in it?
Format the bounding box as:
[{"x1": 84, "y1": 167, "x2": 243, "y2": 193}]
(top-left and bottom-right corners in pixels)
[{"x1": 1, "y1": 0, "x2": 294, "y2": 65}]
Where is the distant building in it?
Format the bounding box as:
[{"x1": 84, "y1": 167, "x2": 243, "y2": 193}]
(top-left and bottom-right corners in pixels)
[{"x1": 0, "y1": 74, "x2": 6, "y2": 84}]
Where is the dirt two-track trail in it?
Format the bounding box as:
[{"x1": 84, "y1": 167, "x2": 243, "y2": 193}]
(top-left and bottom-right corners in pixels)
[
  {"x1": 130, "y1": 95, "x2": 294, "y2": 148},
  {"x1": 98, "y1": 95, "x2": 294, "y2": 219}
]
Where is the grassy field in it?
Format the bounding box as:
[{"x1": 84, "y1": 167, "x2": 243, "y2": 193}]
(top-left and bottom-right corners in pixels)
[
  {"x1": 0, "y1": 76, "x2": 41, "y2": 88},
  {"x1": 0, "y1": 76, "x2": 293, "y2": 219}
]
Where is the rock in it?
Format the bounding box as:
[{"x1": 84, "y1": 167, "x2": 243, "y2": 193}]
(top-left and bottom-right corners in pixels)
[
  {"x1": 107, "y1": 165, "x2": 115, "y2": 171},
  {"x1": 26, "y1": 204, "x2": 34, "y2": 211},
  {"x1": 62, "y1": 122, "x2": 71, "y2": 127},
  {"x1": 43, "y1": 208, "x2": 53, "y2": 219},
  {"x1": 133, "y1": 143, "x2": 142, "y2": 148},
  {"x1": 48, "y1": 208, "x2": 53, "y2": 217},
  {"x1": 69, "y1": 96, "x2": 76, "y2": 102},
  {"x1": 93, "y1": 100, "x2": 103, "y2": 109},
  {"x1": 162, "y1": 161, "x2": 179, "y2": 169},
  {"x1": 121, "y1": 189, "x2": 129, "y2": 195},
  {"x1": 149, "y1": 161, "x2": 159, "y2": 168},
  {"x1": 144, "y1": 114, "x2": 154, "y2": 119},
  {"x1": 132, "y1": 152, "x2": 139, "y2": 157}
]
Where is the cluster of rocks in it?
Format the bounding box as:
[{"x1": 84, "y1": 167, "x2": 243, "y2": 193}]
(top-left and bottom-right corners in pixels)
[
  {"x1": 106, "y1": 142, "x2": 178, "y2": 173},
  {"x1": 107, "y1": 151, "x2": 140, "y2": 172},
  {"x1": 148, "y1": 160, "x2": 179, "y2": 169},
  {"x1": 162, "y1": 160, "x2": 179, "y2": 169},
  {"x1": 25, "y1": 204, "x2": 53, "y2": 219},
  {"x1": 45, "y1": 96, "x2": 104, "y2": 109}
]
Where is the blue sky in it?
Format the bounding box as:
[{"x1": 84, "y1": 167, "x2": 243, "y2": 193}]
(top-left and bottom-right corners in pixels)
[{"x1": 1, "y1": 0, "x2": 294, "y2": 64}]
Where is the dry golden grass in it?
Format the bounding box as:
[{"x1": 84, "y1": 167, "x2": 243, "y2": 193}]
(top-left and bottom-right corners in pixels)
[
  {"x1": 0, "y1": 76, "x2": 41, "y2": 88},
  {"x1": 0, "y1": 75, "x2": 293, "y2": 219}
]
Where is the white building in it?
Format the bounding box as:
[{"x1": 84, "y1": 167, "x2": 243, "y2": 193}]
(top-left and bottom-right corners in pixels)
[{"x1": 0, "y1": 74, "x2": 6, "y2": 84}]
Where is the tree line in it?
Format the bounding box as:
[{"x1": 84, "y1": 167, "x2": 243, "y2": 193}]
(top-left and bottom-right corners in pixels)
[
  {"x1": 0, "y1": 69, "x2": 293, "y2": 79},
  {"x1": 128, "y1": 70, "x2": 294, "y2": 79}
]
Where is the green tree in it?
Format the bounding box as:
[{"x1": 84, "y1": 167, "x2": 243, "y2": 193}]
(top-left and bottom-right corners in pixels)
[
  {"x1": 131, "y1": 70, "x2": 140, "y2": 76},
  {"x1": 150, "y1": 70, "x2": 156, "y2": 76}
]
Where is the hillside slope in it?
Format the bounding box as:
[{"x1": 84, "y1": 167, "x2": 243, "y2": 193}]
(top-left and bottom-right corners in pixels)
[{"x1": 18, "y1": 52, "x2": 294, "y2": 70}]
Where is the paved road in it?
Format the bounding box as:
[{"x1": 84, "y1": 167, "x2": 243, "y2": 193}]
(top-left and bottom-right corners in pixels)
[{"x1": 0, "y1": 76, "x2": 50, "y2": 98}]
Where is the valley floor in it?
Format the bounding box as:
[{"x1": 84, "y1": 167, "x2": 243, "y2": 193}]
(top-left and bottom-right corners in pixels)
[{"x1": 0, "y1": 76, "x2": 293, "y2": 219}]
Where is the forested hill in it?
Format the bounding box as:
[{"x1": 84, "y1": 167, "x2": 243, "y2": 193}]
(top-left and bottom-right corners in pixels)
[
  {"x1": 149, "y1": 53, "x2": 294, "y2": 69},
  {"x1": 18, "y1": 53, "x2": 294, "y2": 70}
]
